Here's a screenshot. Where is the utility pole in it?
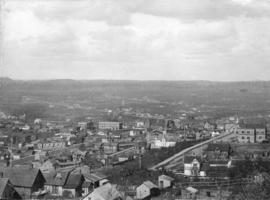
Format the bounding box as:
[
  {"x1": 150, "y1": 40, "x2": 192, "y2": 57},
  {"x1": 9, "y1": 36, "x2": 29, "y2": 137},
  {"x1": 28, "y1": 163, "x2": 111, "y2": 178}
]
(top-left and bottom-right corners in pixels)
[{"x1": 138, "y1": 153, "x2": 142, "y2": 170}]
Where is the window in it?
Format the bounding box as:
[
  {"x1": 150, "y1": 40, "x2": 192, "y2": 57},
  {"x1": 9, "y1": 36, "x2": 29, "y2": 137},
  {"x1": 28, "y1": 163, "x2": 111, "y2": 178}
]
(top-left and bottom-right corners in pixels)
[
  {"x1": 242, "y1": 136, "x2": 245, "y2": 139},
  {"x1": 52, "y1": 186, "x2": 58, "y2": 194}
]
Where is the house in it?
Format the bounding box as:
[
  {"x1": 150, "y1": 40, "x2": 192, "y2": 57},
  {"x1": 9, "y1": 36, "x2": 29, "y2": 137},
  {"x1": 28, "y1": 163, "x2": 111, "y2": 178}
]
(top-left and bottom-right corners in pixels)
[
  {"x1": 136, "y1": 181, "x2": 160, "y2": 200},
  {"x1": 225, "y1": 123, "x2": 237, "y2": 132},
  {"x1": 184, "y1": 156, "x2": 201, "y2": 176},
  {"x1": 44, "y1": 171, "x2": 70, "y2": 196},
  {"x1": 82, "y1": 172, "x2": 108, "y2": 192},
  {"x1": 82, "y1": 183, "x2": 123, "y2": 200},
  {"x1": 206, "y1": 143, "x2": 231, "y2": 160},
  {"x1": 1, "y1": 167, "x2": 46, "y2": 199},
  {"x1": 45, "y1": 171, "x2": 85, "y2": 198},
  {"x1": 204, "y1": 122, "x2": 216, "y2": 131},
  {"x1": 39, "y1": 160, "x2": 56, "y2": 174},
  {"x1": 181, "y1": 186, "x2": 198, "y2": 200},
  {"x1": 0, "y1": 178, "x2": 22, "y2": 200},
  {"x1": 158, "y1": 175, "x2": 174, "y2": 189},
  {"x1": 62, "y1": 173, "x2": 84, "y2": 198},
  {"x1": 82, "y1": 172, "x2": 109, "y2": 195}
]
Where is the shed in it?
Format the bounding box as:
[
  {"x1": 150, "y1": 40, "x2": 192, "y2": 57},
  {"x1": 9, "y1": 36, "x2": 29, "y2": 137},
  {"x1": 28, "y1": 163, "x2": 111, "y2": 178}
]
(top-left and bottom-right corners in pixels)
[
  {"x1": 136, "y1": 181, "x2": 160, "y2": 199},
  {"x1": 158, "y1": 175, "x2": 174, "y2": 189}
]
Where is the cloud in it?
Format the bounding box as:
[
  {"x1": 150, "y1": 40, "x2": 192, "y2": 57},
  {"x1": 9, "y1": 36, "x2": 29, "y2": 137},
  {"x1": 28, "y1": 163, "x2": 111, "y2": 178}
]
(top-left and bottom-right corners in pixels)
[
  {"x1": 19, "y1": 0, "x2": 270, "y2": 25},
  {"x1": 135, "y1": 0, "x2": 270, "y2": 21},
  {"x1": 2, "y1": 0, "x2": 270, "y2": 81}
]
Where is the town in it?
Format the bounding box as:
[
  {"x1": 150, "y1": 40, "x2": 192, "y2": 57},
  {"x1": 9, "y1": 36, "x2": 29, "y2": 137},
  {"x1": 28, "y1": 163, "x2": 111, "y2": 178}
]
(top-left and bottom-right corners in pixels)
[{"x1": 0, "y1": 80, "x2": 270, "y2": 200}]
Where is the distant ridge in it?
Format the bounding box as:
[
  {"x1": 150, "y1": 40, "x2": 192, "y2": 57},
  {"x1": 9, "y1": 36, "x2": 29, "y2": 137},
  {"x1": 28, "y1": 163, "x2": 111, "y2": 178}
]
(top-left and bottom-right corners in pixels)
[{"x1": 1, "y1": 77, "x2": 270, "y2": 83}]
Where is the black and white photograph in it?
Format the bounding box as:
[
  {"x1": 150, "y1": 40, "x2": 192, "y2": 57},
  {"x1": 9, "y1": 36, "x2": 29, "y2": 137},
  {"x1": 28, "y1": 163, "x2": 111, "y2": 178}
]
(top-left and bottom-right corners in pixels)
[{"x1": 0, "y1": 0, "x2": 270, "y2": 199}]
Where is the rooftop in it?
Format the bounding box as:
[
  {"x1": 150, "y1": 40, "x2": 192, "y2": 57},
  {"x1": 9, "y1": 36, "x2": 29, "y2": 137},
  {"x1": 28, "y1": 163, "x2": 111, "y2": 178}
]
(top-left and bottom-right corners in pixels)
[{"x1": 143, "y1": 181, "x2": 158, "y2": 189}]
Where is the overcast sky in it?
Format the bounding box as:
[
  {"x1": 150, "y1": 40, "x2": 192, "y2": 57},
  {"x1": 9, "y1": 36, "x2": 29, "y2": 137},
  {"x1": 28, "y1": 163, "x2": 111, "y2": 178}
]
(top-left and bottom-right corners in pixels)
[{"x1": 2, "y1": 0, "x2": 270, "y2": 81}]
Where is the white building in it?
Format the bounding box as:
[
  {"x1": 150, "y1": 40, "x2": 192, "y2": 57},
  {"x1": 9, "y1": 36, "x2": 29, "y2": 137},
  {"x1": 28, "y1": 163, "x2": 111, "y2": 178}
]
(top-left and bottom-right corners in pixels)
[
  {"x1": 184, "y1": 156, "x2": 201, "y2": 176},
  {"x1": 158, "y1": 175, "x2": 174, "y2": 189},
  {"x1": 98, "y1": 121, "x2": 122, "y2": 130},
  {"x1": 82, "y1": 183, "x2": 122, "y2": 200},
  {"x1": 151, "y1": 131, "x2": 176, "y2": 149},
  {"x1": 136, "y1": 181, "x2": 159, "y2": 200}
]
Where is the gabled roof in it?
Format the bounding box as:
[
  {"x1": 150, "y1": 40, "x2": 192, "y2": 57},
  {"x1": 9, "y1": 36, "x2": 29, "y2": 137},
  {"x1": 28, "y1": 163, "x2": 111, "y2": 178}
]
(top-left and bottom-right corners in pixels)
[
  {"x1": 63, "y1": 174, "x2": 84, "y2": 189},
  {"x1": 44, "y1": 172, "x2": 70, "y2": 186},
  {"x1": 82, "y1": 181, "x2": 92, "y2": 188},
  {"x1": 184, "y1": 156, "x2": 201, "y2": 164},
  {"x1": 186, "y1": 186, "x2": 198, "y2": 194},
  {"x1": 2, "y1": 167, "x2": 43, "y2": 188},
  {"x1": 159, "y1": 175, "x2": 174, "y2": 182},
  {"x1": 0, "y1": 178, "x2": 9, "y2": 197},
  {"x1": 142, "y1": 181, "x2": 158, "y2": 189},
  {"x1": 83, "y1": 172, "x2": 107, "y2": 183},
  {"x1": 87, "y1": 183, "x2": 122, "y2": 200}
]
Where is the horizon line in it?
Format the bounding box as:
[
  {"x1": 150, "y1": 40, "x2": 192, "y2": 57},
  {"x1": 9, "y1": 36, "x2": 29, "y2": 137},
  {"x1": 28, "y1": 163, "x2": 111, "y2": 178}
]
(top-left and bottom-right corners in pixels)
[{"x1": 1, "y1": 76, "x2": 270, "y2": 83}]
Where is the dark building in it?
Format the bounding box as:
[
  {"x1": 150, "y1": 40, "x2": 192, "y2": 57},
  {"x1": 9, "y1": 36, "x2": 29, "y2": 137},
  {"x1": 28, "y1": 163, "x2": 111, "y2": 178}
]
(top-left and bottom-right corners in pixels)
[
  {"x1": 206, "y1": 143, "x2": 231, "y2": 161},
  {"x1": 1, "y1": 167, "x2": 46, "y2": 199}
]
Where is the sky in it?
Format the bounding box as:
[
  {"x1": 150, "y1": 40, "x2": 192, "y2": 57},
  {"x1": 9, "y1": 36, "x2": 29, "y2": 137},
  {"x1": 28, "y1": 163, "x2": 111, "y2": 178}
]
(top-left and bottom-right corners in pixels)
[{"x1": 1, "y1": 0, "x2": 270, "y2": 81}]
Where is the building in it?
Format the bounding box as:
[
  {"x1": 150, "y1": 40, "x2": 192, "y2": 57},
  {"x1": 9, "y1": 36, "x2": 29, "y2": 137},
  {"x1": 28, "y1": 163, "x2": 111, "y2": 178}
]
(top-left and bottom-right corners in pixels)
[
  {"x1": 236, "y1": 126, "x2": 255, "y2": 143},
  {"x1": 158, "y1": 175, "x2": 174, "y2": 189},
  {"x1": 136, "y1": 181, "x2": 160, "y2": 200},
  {"x1": 44, "y1": 172, "x2": 70, "y2": 197},
  {"x1": 37, "y1": 141, "x2": 66, "y2": 150},
  {"x1": 151, "y1": 132, "x2": 176, "y2": 149},
  {"x1": 82, "y1": 183, "x2": 123, "y2": 200},
  {"x1": 82, "y1": 172, "x2": 108, "y2": 196},
  {"x1": 62, "y1": 174, "x2": 84, "y2": 198},
  {"x1": 98, "y1": 121, "x2": 122, "y2": 130},
  {"x1": 0, "y1": 178, "x2": 22, "y2": 200},
  {"x1": 181, "y1": 186, "x2": 232, "y2": 200},
  {"x1": 38, "y1": 160, "x2": 56, "y2": 174},
  {"x1": 45, "y1": 171, "x2": 84, "y2": 198},
  {"x1": 184, "y1": 156, "x2": 201, "y2": 176},
  {"x1": 204, "y1": 122, "x2": 216, "y2": 131},
  {"x1": 256, "y1": 127, "x2": 267, "y2": 143},
  {"x1": 236, "y1": 124, "x2": 267, "y2": 143},
  {"x1": 206, "y1": 143, "x2": 231, "y2": 160},
  {"x1": 1, "y1": 167, "x2": 46, "y2": 199}
]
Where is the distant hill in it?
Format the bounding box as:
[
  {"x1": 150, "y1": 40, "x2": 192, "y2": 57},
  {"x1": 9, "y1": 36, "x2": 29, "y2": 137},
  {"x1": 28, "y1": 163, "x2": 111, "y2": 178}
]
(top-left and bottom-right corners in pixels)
[{"x1": 0, "y1": 77, "x2": 270, "y2": 121}]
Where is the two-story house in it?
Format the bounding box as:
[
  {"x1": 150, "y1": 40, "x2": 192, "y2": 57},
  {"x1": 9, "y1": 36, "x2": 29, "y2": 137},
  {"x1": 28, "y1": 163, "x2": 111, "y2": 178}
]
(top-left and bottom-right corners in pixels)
[{"x1": 184, "y1": 156, "x2": 201, "y2": 176}]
